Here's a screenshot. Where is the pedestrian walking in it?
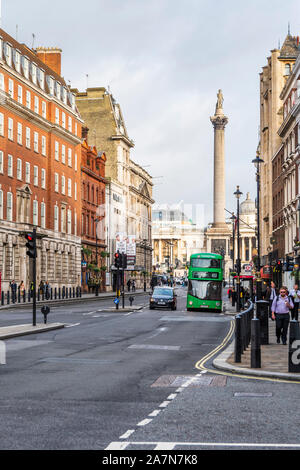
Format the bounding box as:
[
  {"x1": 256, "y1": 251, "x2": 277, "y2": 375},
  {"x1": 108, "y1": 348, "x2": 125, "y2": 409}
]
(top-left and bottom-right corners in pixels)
[
  {"x1": 10, "y1": 280, "x2": 17, "y2": 303},
  {"x1": 19, "y1": 281, "x2": 25, "y2": 297},
  {"x1": 264, "y1": 281, "x2": 278, "y2": 317},
  {"x1": 271, "y1": 286, "x2": 294, "y2": 345},
  {"x1": 39, "y1": 280, "x2": 44, "y2": 295},
  {"x1": 132, "y1": 280, "x2": 136, "y2": 292},
  {"x1": 289, "y1": 284, "x2": 300, "y2": 321},
  {"x1": 45, "y1": 281, "x2": 50, "y2": 300},
  {"x1": 127, "y1": 279, "x2": 131, "y2": 292}
]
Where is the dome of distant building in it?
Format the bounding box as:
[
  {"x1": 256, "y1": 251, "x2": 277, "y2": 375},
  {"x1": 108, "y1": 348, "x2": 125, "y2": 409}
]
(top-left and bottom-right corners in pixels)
[{"x1": 240, "y1": 193, "x2": 255, "y2": 215}]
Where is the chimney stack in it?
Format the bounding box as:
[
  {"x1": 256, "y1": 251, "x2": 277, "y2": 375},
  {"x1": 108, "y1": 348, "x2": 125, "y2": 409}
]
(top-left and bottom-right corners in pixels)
[{"x1": 35, "y1": 47, "x2": 62, "y2": 76}]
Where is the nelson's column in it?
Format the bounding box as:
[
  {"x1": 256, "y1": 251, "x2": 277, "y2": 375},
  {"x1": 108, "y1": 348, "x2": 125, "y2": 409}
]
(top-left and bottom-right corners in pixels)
[{"x1": 205, "y1": 90, "x2": 231, "y2": 279}]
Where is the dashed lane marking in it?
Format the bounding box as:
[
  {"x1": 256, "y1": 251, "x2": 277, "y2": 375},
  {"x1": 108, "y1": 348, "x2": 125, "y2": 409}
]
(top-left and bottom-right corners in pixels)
[
  {"x1": 137, "y1": 418, "x2": 153, "y2": 427},
  {"x1": 148, "y1": 410, "x2": 161, "y2": 417},
  {"x1": 65, "y1": 323, "x2": 80, "y2": 328},
  {"x1": 119, "y1": 430, "x2": 135, "y2": 439}
]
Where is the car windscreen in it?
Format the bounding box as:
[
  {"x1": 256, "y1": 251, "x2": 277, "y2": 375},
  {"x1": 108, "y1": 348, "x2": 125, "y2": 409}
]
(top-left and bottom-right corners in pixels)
[{"x1": 153, "y1": 288, "x2": 173, "y2": 297}]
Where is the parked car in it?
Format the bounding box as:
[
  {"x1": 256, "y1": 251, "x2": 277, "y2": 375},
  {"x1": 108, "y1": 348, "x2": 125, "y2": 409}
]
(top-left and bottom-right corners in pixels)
[{"x1": 149, "y1": 286, "x2": 177, "y2": 310}]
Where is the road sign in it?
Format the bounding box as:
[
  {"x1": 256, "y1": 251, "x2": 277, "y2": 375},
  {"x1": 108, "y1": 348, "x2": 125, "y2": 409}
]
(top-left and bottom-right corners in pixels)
[{"x1": 114, "y1": 298, "x2": 120, "y2": 305}]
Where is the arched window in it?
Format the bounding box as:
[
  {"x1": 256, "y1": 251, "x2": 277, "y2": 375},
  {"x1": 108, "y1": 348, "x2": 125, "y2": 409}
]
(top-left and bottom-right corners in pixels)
[{"x1": 285, "y1": 63, "x2": 291, "y2": 76}]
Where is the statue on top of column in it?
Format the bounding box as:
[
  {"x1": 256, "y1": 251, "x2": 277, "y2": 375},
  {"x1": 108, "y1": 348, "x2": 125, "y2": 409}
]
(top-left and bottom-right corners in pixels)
[{"x1": 216, "y1": 89, "x2": 224, "y2": 111}]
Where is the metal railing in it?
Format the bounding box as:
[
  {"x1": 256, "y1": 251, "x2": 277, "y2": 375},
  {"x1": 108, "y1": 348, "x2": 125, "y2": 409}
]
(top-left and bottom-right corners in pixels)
[
  {"x1": 1, "y1": 286, "x2": 82, "y2": 306},
  {"x1": 234, "y1": 301, "x2": 254, "y2": 363}
]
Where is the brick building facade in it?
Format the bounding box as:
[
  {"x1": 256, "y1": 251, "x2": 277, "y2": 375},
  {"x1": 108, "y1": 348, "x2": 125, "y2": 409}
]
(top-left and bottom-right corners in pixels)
[
  {"x1": 0, "y1": 29, "x2": 83, "y2": 292},
  {"x1": 81, "y1": 130, "x2": 107, "y2": 292}
]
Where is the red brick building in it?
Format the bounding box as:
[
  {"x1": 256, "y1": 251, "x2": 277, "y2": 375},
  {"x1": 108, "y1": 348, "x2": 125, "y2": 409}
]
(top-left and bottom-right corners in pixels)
[
  {"x1": 0, "y1": 29, "x2": 83, "y2": 291},
  {"x1": 81, "y1": 130, "x2": 107, "y2": 292}
]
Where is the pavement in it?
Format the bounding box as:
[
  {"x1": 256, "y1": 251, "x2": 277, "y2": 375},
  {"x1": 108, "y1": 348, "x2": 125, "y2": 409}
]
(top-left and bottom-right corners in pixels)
[
  {"x1": 214, "y1": 295, "x2": 300, "y2": 381},
  {"x1": 0, "y1": 323, "x2": 65, "y2": 340}
]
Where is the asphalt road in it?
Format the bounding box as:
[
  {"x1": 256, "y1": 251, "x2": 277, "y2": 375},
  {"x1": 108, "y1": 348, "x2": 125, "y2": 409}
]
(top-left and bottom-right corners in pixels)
[{"x1": 0, "y1": 287, "x2": 300, "y2": 450}]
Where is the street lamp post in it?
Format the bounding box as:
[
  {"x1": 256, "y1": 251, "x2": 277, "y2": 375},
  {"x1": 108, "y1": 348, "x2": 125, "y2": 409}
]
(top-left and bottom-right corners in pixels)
[
  {"x1": 252, "y1": 152, "x2": 264, "y2": 300},
  {"x1": 230, "y1": 213, "x2": 236, "y2": 281},
  {"x1": 234, "y1": 186, "x2": 242, "y2": 312}
]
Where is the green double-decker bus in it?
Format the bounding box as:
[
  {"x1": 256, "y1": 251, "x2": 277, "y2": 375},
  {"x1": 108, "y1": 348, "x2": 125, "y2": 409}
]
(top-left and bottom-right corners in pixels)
[{"x1": 186, "y1": 253, "x2": 223, "y2": 312}]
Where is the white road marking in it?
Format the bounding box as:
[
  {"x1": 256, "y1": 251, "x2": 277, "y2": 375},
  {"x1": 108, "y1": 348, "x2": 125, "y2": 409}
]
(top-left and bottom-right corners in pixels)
[
  {"x1": 83, "y1": 312, "x2": 97, "y2": 316},
  {"x1": 148, "y1": 410, "x2": 161, "y2": 417},
  {"x1": 105, "y1": 442, "x2": 129, "y2": 450},
  {"x1": 176, "y1": 387, "x2": 184, "y2": 392},
  {"x1": 65, "y1": 323, "x2": 80, "y2": 328},
  {"x1": 137, "y1": 418, "x2": 152, "y2": 426},
  {"x1": 128, "y1": 344, "x2": 180, "y2": 351},
  {"x1": 106, "y1": 441, "x2": 300, "y2": 449},
  {"x1": 154, "y1": 443, "x2": 176, "y2": 450},
  {"x1": 159, "y1": 401, "x2": 171, "y2": 408},
  {"x1": 167, "y1": 394, "x2": 177, "y2": 400},
  {"x1": 119, "y1": 430, "x2": 135, "y2": 439}
]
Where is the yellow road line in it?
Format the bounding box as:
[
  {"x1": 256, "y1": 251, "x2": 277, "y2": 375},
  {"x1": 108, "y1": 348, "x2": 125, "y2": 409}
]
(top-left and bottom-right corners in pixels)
[{"x1": 195, "y1": 319, "x2": 300, "y2": 384}]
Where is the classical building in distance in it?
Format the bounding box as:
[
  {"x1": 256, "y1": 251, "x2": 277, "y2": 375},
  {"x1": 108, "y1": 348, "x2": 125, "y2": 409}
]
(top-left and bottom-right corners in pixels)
[{"x1": 152, "y1": 202, "x2": 205, "y2": 277}]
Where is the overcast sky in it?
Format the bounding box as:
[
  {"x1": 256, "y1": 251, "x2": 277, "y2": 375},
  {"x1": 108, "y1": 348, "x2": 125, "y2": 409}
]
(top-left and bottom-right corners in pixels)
[{"x1": 3, "y1": 0, "x2": 300, "y2": 224}]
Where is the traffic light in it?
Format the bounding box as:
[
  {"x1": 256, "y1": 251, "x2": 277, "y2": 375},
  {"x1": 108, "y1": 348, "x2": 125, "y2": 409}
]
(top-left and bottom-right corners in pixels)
[
  {"x1": 114, "y1": 252, "x2": 121, "y2": 268},
  {"x1": 285, "y1": 255, "x2": 294, "y2": 272},
  {"x1": 25, "y1": 232, "x2": 36, "y2": 258},
  {"x1": 121, "y1": 253, "x2": 127, "y2": 269}
]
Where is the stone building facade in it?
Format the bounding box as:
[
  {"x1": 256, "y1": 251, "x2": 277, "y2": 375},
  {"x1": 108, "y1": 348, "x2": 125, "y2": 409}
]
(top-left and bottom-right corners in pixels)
[
  {"x1": 73, "y1": 87, "x2": 154, "y2": 289},
  {"x1": 259, "y1": 33, "x2": 299, "y2": 264},
  {"x1": 0, "y1": 28, "x2": 82, "y2": 292}
]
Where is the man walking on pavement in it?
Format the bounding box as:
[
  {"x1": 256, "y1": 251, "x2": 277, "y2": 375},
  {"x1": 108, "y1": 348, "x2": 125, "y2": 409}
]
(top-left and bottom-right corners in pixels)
[
  {"x1": 271, "y1": 287, "x2": 294, "y2": 345},
  {"x1": 289, "y1": 283, "x2": 300, "y2": 321},
  {"x1": 265, "y1": 281, "x2": 278, "y2": 317}
]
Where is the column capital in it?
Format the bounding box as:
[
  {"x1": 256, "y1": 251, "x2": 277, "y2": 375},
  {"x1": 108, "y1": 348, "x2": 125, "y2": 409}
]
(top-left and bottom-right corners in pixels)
[{"x1": 210, "y1": 114, "x2": 229, "y2": 130}]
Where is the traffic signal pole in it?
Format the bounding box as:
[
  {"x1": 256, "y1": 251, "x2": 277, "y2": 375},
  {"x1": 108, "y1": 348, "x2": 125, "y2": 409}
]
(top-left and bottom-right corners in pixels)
[
  {"x1": 32, "y1": 228, "x2": 37, "y2": 326},
  {"x1": 25, "y1": 229, "x2": 37, "y2": 326}
]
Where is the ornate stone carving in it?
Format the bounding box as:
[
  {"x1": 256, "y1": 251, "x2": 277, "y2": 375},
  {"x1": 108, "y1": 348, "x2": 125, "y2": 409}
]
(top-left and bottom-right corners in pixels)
[{"x1": 210, "y1": 114, "x2": 229, "y2": 130}]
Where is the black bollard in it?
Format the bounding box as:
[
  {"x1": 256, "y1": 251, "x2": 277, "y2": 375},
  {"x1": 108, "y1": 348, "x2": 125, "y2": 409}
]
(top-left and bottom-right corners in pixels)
[
  {"x1": 59, "y1": 287, "x2": 61, "y2": 300},
  {"x1": 251, "y1": 317, "x2": 261, "y2": 368},
  {"x1": 41, "y1": 305, "x2": 50, "y2": 325},
  {"x1": 69, "y1": 287, "x2": 71, "y2": 298},
  {"x1": 256, "y1": 300, "x2": 269, "y2": 345},
  {"x1": 66, "y1": 287, "x2": 68, "y2": 299},
  {"x1": 18, "y1": 290, "x2": 21, "y2": 303},
  {"x1": 288, "y1": 320, "x2": 300, "y2": 373},
  {"x1": 50, "y1": 288, "x2": 53, "y2": 300},
  {"x1": 235, "y1": 315, "x2": 242, "y2": 363},
  {"x1": 1, "y1": 291, "x2": 4, "y2": 305},
  {"x1": 7, "y1": 291, "x2": 9, "y2": 305},
  {"x1": 73, "y1": 287, "x2": 75, "y2": 298},
  {"x1": 28, "y1": 290, "x2": 31, "y2": 302},
  {"x1": 55, "y1": 287, "x2": 57, "y2": 300},
  {"x1": 23, "y1": 290, "x2": 26, "y2": 303}
]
